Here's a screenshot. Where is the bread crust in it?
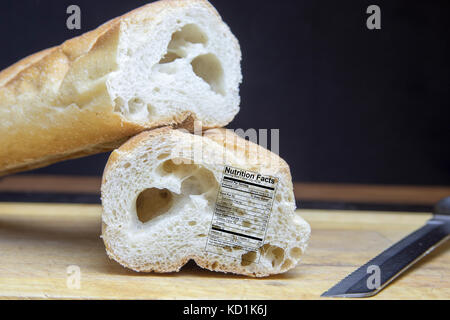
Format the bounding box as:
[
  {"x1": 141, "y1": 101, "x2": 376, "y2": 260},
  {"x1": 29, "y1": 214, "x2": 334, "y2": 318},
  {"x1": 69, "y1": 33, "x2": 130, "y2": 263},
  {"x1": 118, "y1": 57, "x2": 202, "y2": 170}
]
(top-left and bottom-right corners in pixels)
[
  {"x1": 101, "y1": 128, "x2": 302, "y2": 277},
  {"x1": 0, "y1": 0, "x2": 227, "y2": 176}
]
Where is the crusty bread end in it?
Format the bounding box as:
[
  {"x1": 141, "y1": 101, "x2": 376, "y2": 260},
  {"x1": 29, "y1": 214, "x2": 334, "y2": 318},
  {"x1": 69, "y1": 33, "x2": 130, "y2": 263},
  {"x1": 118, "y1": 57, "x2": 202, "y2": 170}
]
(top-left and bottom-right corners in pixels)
[
  {"x1": 101, "y1": 128, "x2": 310, "y2": 277},
  {"x1": 0, "y1": 0, "x2": 241, "y2": 176}
]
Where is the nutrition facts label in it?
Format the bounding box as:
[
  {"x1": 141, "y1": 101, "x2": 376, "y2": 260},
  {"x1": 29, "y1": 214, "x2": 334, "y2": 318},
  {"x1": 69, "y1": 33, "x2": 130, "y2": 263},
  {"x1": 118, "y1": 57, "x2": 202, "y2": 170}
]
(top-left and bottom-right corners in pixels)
[{"x1": 206, "y1": 166, "x2": 278, "y2": 263}]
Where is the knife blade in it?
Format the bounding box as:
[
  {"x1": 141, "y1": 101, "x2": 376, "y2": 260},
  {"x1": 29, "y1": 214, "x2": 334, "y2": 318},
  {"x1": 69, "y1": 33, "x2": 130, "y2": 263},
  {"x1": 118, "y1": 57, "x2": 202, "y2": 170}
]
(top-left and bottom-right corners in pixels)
[{"x1": 321, "y1": 197, "x2": 450, "y2": 298}]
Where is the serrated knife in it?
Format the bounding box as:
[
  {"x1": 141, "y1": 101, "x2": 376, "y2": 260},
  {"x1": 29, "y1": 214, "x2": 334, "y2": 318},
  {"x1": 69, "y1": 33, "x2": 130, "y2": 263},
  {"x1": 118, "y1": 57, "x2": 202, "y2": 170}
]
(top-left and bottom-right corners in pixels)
[{"x1": 321, "y1": 196, "x2": 450, "y2": 298}]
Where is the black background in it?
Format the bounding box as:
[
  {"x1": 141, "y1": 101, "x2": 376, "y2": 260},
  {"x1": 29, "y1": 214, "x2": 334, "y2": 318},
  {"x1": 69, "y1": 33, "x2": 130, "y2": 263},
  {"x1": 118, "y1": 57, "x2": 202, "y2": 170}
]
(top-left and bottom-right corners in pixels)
[{"x1": 1, "y1": 0, "x2": 449, "y2": 185}]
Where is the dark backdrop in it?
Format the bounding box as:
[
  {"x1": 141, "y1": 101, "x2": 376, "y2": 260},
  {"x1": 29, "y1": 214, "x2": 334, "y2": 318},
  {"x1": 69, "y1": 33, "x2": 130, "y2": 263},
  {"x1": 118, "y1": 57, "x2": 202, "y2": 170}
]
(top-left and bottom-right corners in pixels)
[{"x1": 0, "y1": 0, "x2": 449, "y2": 185}]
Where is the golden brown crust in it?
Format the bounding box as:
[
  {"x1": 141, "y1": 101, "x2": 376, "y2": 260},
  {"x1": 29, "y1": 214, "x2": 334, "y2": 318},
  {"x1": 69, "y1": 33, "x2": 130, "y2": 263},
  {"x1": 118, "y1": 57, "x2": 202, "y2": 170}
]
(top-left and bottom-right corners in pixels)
[
  {"x1": 0, "y1": 0, "x2": 222, "y2": 177},
  {"x1": 2, "y1": 135, "x2": 132, "y2": 177}
]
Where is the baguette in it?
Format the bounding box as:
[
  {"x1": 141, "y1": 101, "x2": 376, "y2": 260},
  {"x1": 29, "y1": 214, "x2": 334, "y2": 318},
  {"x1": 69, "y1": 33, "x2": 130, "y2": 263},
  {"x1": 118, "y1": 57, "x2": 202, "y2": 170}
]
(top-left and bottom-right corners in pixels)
[
  {"x1": 0, "y1": 0, "x2": 241, "y2": 176},
  {"x1": 101, "y1": 127, "x2": 310, "y2": 277}
]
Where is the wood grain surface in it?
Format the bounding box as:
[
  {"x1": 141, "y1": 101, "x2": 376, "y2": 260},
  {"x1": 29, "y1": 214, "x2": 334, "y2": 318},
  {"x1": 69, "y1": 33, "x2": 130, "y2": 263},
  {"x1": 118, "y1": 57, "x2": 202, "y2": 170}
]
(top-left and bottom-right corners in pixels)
[{"x1": 0, "y1": 202, "x2": 448, "y2": 299}]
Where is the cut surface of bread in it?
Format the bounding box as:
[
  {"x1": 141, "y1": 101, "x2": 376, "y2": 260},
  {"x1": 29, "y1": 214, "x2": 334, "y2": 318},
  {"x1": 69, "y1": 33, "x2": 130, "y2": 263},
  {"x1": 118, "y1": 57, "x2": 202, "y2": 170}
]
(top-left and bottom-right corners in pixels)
[
  {"x1": 0, "y1": 0, "x2": 241, "y2": 176},
  {"x1": 101, "y1": 127, "x2": 310, "y2": 277}
]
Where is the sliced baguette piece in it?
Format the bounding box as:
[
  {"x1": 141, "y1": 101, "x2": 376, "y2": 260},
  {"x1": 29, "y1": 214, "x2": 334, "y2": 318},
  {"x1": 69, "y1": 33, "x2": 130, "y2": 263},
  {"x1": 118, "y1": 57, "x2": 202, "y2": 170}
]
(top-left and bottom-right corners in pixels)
[
  {"x1": 0, "y1": 0, "x2": 241, "y2": 176},
  {"x1": 101, "y1": 127, "x2": 310, "y2": 277}
]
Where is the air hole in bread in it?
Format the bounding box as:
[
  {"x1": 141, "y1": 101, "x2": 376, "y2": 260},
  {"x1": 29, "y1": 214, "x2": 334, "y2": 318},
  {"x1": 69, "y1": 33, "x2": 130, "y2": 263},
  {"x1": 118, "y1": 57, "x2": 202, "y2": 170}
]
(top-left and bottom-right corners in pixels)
[
  {"x1": 158, "y1": 159, "x2": 218, "y2": 197},
  {"x1": 159, "y1": 52, "x2": 182, "y2": 64},
  {"x1": 114, "y1": 97, "x2": 149, "y2": 121},
  {"x1": 191, "y1": 54, "x2": 225, "y2": 95},
  {"x1": 181, "y1": 168, "x2": 217, "y2": 195},
  {"x1": 113, "y1": 97, "x2": 125, "y2": 113},
  {"x1": 161, "y1": 159, "x2": 177, "y2": 173},
  {"x1": 171, "y1": 23, "x2": 208, "y2": 45},
  {"x1": 281, "y1": 259, "x2": 293, "y2": 270},
  {"x1": 290, "y1": 247, "x2": 302, "y2": 260},
  {"x1": 128, "y1": 98, "x2": 146, "y2": 116},
  {"x1": 260, "y1": 244, "x2": 285, "y2": 268},
  {"x1": 157, "y1": 153, "x2": 170, "y2": 160},
  {"x1": 136, "y1": 188, "x2": 173, "y2": 223},
  {"x1": 270, "y1": 247, "x2": 285, "y2": 268},
  {"x1": 188, "y1": 221, "x2": 196, "y2": 226},
  {"x1": 259, "y1": 244, "x2": 271, "y2": 254},
  {"x1": 241, "y1": 251, "x2": 257, "y2": 266},
  {"x1": 157, "y1": 24, "x2": 207, "y2": 66},
  {"x1": 160, "y1": 159, "x2": 196, "y2": 175}
]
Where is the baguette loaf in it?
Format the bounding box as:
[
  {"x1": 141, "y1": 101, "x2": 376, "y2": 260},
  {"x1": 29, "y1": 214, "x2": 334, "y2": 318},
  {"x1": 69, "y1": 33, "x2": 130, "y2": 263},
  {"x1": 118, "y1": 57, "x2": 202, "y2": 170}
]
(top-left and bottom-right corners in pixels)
[
  {"x1": 101, "y1": 127, "x2": 310, "y2": 277},
  {"x1": 0, "y1": 0, "x2": 241, "y2": 176}
]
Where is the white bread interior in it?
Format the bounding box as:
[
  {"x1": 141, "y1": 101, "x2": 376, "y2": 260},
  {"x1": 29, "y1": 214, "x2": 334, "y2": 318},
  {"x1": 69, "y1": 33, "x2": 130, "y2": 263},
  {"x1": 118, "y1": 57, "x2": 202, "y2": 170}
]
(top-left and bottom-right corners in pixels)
[
  {"x1": 101, "y1": 127, "x2": 310, "y2": 277},
  {"x1": 0, "y1": 0, "x2": 241, "y2": 176}
]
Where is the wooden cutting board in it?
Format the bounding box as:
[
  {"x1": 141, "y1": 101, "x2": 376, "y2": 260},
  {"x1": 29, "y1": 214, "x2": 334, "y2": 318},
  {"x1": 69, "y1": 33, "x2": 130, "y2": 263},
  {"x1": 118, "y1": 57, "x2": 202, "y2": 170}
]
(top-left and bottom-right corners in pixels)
[{"x1": 0, "y1": 202, "x2": 448, "y2": 299}]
